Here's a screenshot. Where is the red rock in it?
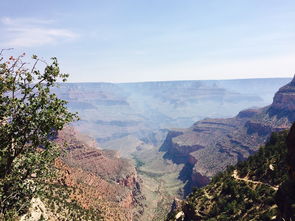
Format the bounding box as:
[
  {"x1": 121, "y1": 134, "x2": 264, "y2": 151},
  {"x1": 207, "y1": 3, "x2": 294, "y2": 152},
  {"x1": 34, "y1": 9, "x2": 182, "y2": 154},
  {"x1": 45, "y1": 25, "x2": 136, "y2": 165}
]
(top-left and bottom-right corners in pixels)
[{"x1": 54, "y1": 126, "x2": 143, "y2": 220}]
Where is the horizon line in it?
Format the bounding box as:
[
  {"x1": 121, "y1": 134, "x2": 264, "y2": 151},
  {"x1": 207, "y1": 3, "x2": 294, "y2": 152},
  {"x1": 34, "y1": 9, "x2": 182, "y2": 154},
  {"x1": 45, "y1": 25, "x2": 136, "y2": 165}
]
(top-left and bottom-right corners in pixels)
[{"x1": 64, "y1": 76, "x2": 292, "y2": 84}]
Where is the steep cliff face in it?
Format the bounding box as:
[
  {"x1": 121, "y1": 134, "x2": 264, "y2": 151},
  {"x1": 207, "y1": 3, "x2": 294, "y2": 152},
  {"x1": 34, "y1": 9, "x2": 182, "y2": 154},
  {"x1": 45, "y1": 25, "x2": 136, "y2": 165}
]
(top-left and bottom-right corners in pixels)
[
  {"x1": 55, "y1": 126, "x2": 144, "y2": 221},
  {"x1": 57, "y1": 127, "x2": 137, "y2": 182},
  {"x1": 162, "y1": 116, "x2": 266, "y2": 191},
  {"x1": 269, "y1": 75, "x2": 295, "y2": 121},
  {"x1": 162, "y1": 77, "x2": 295, "y2": 192}
]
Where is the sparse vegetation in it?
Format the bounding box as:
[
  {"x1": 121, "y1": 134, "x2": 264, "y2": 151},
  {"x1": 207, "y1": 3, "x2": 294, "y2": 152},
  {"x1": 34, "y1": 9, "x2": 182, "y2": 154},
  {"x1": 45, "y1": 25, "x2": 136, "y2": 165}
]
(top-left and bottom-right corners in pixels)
[
  {"x1": 167, "y1": 130, "x2": 289, "y2": 221},
  {"x1": 133, "y1": 156, "x2": 145, "y2": 169},
  {"x1": 38, "y1": 182, "x2": 102, "y2": 220}
]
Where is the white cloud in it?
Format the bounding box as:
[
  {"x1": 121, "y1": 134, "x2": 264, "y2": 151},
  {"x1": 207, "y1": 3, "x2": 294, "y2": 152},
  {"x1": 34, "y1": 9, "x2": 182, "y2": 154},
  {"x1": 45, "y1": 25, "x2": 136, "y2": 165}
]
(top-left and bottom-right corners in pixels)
[
  {"x1": 1, "y1": 17, "x2": 55, "y2": 26},
  {"x1": 0, "y1": 17, "x2": 78, "y2": 48}
]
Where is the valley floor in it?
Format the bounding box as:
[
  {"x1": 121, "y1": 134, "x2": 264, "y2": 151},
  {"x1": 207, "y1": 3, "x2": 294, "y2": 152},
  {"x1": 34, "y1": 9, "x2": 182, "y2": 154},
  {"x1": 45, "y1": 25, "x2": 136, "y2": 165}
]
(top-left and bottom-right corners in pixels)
[{"x1": 132, "y1": 148, "x2": 185, "y2": 220}]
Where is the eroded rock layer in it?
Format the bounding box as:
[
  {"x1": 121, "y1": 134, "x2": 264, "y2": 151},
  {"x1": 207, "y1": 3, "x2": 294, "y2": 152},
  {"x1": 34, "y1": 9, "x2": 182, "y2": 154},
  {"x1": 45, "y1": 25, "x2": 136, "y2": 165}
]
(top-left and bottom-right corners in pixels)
[
  {"x1": 55, "y1": 126, "x2": 144, "y2": 221},
  {"x1": 162, "y1": 76, "x2": 295, "y2": 192}
]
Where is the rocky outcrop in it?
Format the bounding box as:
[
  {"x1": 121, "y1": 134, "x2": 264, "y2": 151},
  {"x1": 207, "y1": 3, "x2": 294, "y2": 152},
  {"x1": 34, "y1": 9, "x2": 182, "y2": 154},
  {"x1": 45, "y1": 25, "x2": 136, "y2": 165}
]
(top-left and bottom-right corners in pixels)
[
  {"x1": 162, "y1": 116, "x2": 266, "y2": 192},
  {"x1": 55, "y1": 126, "x2": 144, "y2": 221},
  {"x1": 268, "y1": 75, "x2": 295, "y2": 121},
  {"x1": 276, "y1": 123, "x2": 295, "y2": 220},
  {"x1": 245, "y1": 120, "x2": 273, "y2": 136},
  {"x1": 191, "y1": 171, "x2": 210, "y2": 187},
  {"x1": 56, "y1": 127, "x2": 137, "y2": 182},
  {"x1": 237, "y1": 108, "x2": 260, "y2": 118},
  {"x1": 162, "y1": 77, "x2": 295, "y2": 193}
]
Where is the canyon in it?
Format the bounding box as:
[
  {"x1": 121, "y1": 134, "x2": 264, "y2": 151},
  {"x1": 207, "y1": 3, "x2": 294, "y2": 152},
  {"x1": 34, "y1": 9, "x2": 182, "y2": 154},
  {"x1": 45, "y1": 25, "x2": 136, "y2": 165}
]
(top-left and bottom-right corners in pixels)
[
  {"x1": 55, "y1": 126, "x2": 144, "y2": 221},
  {"x1": 53, "y1": 78, "x2": 289, "y2": 156},
  {"x1": 52, "y1": 77, "x2": 293, "y2": 220},
  {"x1": 162, "y1": 76, "x2": 295, "y2": 195}
]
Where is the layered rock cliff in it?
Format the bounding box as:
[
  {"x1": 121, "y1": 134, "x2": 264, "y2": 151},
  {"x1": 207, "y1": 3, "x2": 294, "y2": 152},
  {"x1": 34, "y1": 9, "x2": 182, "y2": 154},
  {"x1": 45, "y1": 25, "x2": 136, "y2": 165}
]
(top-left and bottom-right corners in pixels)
[
  {"x1": 162, "y1": 76, "x2": 295, "y2": 193},
  {"x1": 54, "y1": 126, "x2": 144, "y2": 221},
  {"x1": 269, "y1": 75, "x2": 295, "y2": 121},
  {"x1": 167, "y1": 127, "x2": 292, "y2": 220}
]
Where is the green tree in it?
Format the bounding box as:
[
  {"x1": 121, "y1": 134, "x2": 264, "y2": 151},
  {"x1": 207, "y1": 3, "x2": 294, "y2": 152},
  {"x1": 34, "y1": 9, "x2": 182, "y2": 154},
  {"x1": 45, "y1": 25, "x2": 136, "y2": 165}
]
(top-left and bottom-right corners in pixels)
[{"x1": 0, "y1": 50, "x2": 78, "y2": 219}]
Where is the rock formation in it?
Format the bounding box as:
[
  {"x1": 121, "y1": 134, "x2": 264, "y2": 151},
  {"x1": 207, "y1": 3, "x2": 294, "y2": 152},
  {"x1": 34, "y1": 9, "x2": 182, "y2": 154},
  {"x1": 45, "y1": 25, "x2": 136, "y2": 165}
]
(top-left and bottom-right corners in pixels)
[
  {"x1": 53, "y1": 78, "x2": 290, "y2": 157},
  {"x1": 55, "y1": 126, "x2": 144, "y2": 221},
  {"x1": 166, "y1": 127, "x2": 291, "y2": 220},
  {"x1": 269, "y1": 74, "x2": 295, "y2": 121},
  {"x1": 161, "y1": 76, "x2": 295, "y2": 194}
]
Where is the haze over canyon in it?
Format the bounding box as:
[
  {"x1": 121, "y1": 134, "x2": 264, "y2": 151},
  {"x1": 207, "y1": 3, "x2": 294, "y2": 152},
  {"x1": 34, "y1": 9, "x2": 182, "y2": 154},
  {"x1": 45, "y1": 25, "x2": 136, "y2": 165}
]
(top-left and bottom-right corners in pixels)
[{"x1": 51, "y1": 77, "x2": 293, "y2": 220}]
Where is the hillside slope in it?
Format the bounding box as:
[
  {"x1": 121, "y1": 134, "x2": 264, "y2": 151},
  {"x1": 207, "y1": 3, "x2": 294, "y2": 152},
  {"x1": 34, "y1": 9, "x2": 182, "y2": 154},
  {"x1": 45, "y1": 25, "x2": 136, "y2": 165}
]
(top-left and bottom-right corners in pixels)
[
  {"x1": 167, "y1": 125, "x2": 294, "y2": 220},
  {"x1": 21, "y1": 126, "x2": 144, "y2": 221},
  {"x1": 55, "y1": 126, "x2": 144, "y2": 221}
]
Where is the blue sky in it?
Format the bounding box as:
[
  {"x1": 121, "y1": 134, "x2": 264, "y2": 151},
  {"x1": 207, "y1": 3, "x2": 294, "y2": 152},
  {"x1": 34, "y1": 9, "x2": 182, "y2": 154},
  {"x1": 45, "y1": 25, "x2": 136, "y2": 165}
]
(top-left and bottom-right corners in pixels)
[{"x1": 1, "y1": 0, "x2": 295, "y2": 82}]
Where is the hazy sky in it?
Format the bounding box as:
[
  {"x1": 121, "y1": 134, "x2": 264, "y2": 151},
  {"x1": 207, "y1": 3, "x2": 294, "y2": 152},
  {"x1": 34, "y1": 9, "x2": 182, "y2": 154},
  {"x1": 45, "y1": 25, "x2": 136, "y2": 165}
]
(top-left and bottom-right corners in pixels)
[{"x1": 1, "y1": 0, "x2": 295, "y2": 82}]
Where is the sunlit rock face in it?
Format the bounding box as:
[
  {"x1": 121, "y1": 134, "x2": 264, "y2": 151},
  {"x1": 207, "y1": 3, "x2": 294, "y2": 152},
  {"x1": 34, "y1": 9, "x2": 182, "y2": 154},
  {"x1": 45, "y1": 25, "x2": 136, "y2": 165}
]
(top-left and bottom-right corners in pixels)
[
  {"x1": 55, "y1": 126, "x2": 144, "y2": 220},
  {"x1": 269, "y1": 75, "x2": 295, "y2": 121}
]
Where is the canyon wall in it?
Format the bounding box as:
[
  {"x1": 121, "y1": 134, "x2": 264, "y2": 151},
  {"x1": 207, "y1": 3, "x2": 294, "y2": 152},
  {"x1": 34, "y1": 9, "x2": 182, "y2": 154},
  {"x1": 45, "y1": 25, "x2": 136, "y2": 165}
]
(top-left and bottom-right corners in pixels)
[
  {"x1": 162, "y1": 77, "x2": 295, "y2": 194},
  {"x1": 55, "y1": 126, "x2": 144, "y2": 221}
]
